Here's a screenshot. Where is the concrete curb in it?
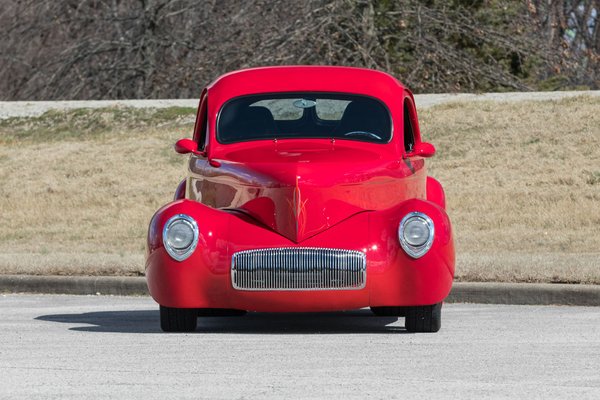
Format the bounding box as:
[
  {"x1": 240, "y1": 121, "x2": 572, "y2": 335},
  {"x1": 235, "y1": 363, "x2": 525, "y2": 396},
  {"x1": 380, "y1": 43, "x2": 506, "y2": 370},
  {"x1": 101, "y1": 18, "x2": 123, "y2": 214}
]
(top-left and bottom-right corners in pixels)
[
  {"x1": 1, "y1": 275, "x2": 599, "y2": 306},
  {"x1": 446, "y1": 282, "x2": 600, "y2": 306},
  {"x1": 0, "y1": 275, "x2": 148, "y2": 296}
]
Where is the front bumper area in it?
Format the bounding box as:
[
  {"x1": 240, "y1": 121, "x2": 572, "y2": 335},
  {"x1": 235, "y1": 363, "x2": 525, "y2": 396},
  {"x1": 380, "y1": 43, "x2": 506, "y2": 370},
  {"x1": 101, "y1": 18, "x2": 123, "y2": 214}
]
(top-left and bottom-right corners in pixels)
[{"x1": 145, "y1": 199, "x2": 454, "y2": 312}]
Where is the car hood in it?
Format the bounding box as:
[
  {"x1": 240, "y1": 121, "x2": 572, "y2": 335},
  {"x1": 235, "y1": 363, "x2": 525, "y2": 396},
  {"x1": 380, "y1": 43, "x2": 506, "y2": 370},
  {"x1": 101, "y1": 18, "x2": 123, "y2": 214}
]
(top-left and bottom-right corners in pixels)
[{"x1": 189, "y1": 142, "x2": 423, "y2": 243}]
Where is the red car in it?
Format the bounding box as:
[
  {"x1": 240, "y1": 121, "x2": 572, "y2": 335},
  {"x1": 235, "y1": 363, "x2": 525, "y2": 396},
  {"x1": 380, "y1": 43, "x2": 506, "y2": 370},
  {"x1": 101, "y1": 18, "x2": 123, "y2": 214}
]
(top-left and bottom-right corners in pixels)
[{"x1": 146, "y1": 66, "x2": 455, "y2": 333}]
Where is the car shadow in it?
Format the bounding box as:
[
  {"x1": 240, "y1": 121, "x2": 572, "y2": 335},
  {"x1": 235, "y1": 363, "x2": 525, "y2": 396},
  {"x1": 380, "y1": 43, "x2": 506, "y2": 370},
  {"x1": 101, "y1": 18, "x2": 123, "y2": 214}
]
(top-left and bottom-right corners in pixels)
[
  {"x1": 36, "y1": 310, "x2": 161, "y2": 334},
  {"x1": 36, "y1": 309, "x2": 408, "y2": 334}
]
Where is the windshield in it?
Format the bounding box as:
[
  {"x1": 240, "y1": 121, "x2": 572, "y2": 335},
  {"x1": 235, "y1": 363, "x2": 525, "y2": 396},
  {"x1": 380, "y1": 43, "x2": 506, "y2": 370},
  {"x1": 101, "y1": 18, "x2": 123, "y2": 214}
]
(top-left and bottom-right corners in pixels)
[{"x1": 217, "y1": 93, "x2": 392, "y2": 144}]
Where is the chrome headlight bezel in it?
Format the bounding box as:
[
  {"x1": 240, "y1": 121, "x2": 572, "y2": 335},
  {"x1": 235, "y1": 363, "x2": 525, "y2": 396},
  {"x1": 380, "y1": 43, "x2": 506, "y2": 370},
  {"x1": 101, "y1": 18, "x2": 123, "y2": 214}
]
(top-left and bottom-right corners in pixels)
[
  {"x1": 398, "y1": 212, "x2": 435, "y2": 259},
  {"x1": 162, "y1": 214, "x2": 199, "y2": 262}
]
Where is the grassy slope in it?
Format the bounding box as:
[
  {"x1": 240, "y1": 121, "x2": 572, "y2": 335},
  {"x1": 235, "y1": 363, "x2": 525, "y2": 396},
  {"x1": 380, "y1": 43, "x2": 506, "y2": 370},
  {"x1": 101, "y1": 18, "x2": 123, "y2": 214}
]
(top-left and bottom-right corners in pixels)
[
  {"x1": 0, "y1": 98, "x2": 599, "y2": 282},
  {"x1": 425, "y1": 97, "x2": 600, "y2": 283}
]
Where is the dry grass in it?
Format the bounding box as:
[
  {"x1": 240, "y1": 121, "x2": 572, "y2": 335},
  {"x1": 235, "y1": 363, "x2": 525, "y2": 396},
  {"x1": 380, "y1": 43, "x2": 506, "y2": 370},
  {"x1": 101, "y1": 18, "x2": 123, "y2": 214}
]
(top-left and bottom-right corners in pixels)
[
  {"x1": 422, "y1": 96, "x2": 600, "y2": 283},
  {"x1": 0, "y1": 107, "x2": 194, "y2": 276},
  {"x1": 0, "y1": 98, "x2": 599, "y2": 283}
]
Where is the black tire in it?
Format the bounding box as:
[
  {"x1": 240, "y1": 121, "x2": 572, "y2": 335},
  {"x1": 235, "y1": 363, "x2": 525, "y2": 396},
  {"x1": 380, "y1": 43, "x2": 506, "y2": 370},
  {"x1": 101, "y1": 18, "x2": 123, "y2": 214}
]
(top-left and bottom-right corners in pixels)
[
  {"x1": 160, "y1": 305, "x2": 198, "y2": 332},
  {"x1": 370, "y1": 306, "x2": 407, "y2": 317},
  {"x1": 405, "y1": 302, "x2": 442, "y2": 333}
]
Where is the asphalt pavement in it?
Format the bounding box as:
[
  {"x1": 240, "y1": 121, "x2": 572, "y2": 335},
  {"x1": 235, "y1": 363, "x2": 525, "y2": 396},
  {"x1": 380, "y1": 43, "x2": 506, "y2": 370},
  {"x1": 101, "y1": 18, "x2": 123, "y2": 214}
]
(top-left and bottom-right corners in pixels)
[{"x1": 1, "y1": 294, "x2": 599, "y2": 399}]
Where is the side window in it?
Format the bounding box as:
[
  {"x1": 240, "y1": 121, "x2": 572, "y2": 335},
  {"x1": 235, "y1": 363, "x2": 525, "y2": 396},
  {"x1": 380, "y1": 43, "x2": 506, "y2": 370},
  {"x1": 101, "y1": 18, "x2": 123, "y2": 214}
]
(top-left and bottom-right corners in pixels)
[
  {"x1": 195, "y1": 98, "x2": 208, "y2": 151},
  {"x1": 403, "y1": 101, "x2": 415, "y2": 153}
]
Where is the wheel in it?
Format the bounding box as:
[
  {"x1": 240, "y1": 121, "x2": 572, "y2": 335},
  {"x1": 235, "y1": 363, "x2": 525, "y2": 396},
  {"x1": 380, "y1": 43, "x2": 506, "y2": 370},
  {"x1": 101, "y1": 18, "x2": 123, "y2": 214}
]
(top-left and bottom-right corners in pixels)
[
  {"x1": 160, "y1": 305, "x2": 198, "y2": 332},
  {"x1": 370, "y1": 306, "x2": 406, "y2": 317},
  {"x1": 405, "y1": 302, "x2": 442, "y2": 333}
]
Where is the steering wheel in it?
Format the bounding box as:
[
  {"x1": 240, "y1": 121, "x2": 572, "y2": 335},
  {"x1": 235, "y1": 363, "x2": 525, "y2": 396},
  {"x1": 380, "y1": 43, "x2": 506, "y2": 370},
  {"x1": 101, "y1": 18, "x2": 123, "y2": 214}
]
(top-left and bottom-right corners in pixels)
[{"x1": 343, "y1": 131, "x2": 382, "y2": 140}]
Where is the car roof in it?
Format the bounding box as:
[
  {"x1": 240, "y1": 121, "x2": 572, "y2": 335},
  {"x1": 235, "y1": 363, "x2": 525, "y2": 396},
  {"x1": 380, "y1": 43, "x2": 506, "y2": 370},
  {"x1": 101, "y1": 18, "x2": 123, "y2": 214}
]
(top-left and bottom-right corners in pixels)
[{"x1": 206, "y1": 66, "x2": 407, "y2": 107}]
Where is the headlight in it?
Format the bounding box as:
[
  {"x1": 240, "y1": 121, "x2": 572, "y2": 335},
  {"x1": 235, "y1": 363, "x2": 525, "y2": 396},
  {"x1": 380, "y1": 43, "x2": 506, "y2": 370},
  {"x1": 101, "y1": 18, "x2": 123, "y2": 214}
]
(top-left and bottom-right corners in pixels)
[
  {"x1": 398, "y1": 212, "x2": 434, "y2": 258},
  {"x1": 163, "y1": 214, "x2": 199, "y2": 261}
]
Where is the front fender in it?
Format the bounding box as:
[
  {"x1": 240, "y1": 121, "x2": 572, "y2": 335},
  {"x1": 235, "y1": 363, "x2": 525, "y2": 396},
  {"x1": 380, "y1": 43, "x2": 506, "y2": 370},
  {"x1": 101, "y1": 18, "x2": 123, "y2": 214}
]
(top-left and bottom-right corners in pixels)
[
  {"x1": 146, "y1": 199, "x2": 232, "y2": 306},
  {"x1": 173, "y1": 179, "x2": 186, "y2": 201},
  {"x1": 367, "y1": 198, "x2": 455, "y2": 306},
  {"x1": 426, "y1": 176, "x2": 446, "y2": 209}
]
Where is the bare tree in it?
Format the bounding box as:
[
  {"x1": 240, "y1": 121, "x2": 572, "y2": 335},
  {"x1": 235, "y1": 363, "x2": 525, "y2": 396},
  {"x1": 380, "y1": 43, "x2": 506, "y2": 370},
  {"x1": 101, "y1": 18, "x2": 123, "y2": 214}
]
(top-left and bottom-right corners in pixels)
[
  {"x1": 0, "y1": 0, "x2": 329, "y2": 99},
  {"x1": 527, "y1": 0, "x2": 600, "y2": 87},
  {"x1": 0, "y1": 0, "x2": 597, "y2": 100}
]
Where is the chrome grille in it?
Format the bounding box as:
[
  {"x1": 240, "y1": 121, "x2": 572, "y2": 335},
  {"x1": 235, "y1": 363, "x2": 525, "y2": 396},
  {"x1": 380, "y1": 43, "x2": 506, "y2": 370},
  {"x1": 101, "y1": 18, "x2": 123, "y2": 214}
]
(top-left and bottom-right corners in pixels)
[{"x1": 231, "y1": 247, "x2": 366, "y2": 291}]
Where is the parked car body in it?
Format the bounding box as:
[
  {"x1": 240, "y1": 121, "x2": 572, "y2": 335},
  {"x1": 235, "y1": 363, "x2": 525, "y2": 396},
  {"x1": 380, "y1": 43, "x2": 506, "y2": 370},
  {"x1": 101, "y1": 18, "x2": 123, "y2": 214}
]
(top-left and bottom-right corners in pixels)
[{"x1": 145, "y1": 66, "x2": 455, "y2": 332}]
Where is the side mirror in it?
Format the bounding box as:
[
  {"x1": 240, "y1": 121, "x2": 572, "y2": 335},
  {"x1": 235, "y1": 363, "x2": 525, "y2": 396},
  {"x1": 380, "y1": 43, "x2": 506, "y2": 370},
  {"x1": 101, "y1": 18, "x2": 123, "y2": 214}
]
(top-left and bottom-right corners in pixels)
[
  {"x1": 411, "y1": 142, "x2": 436, "y2": 158},
  {"x1": 174, "y1": 139, "x2": 205, "y2": 156}
]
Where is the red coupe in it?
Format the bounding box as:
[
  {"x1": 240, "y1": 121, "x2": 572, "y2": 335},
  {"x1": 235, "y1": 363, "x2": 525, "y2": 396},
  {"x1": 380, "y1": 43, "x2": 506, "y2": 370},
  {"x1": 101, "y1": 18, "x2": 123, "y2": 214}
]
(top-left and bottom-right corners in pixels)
[{"x1": 146, "y1": 66, "x2": 455, "y2": 332}]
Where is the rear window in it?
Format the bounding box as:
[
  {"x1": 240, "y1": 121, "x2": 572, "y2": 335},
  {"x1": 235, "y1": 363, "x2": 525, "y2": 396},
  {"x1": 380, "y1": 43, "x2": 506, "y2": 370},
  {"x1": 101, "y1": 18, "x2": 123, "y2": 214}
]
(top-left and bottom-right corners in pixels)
[{"x1": 217, "y1": 93, "x2": 391, "y2": 144}]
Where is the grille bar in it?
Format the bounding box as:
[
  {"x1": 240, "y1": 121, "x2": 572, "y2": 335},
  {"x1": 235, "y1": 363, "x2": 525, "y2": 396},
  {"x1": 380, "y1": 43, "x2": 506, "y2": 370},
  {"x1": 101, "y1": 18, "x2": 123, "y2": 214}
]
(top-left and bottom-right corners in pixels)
[{"x1": 231, "y1": 247, "x2": 366, "y2": 291}]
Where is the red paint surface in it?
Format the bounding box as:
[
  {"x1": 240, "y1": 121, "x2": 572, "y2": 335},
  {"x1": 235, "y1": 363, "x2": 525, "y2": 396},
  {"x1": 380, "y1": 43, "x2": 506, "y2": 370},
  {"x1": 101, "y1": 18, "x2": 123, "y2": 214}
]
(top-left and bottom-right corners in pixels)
[
  {"x1": 188, "y1": 140, "x2": 425, "y2": 242},
  {"x1": 146, "y1": 66, "x2": 454, "y2": 311}
]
